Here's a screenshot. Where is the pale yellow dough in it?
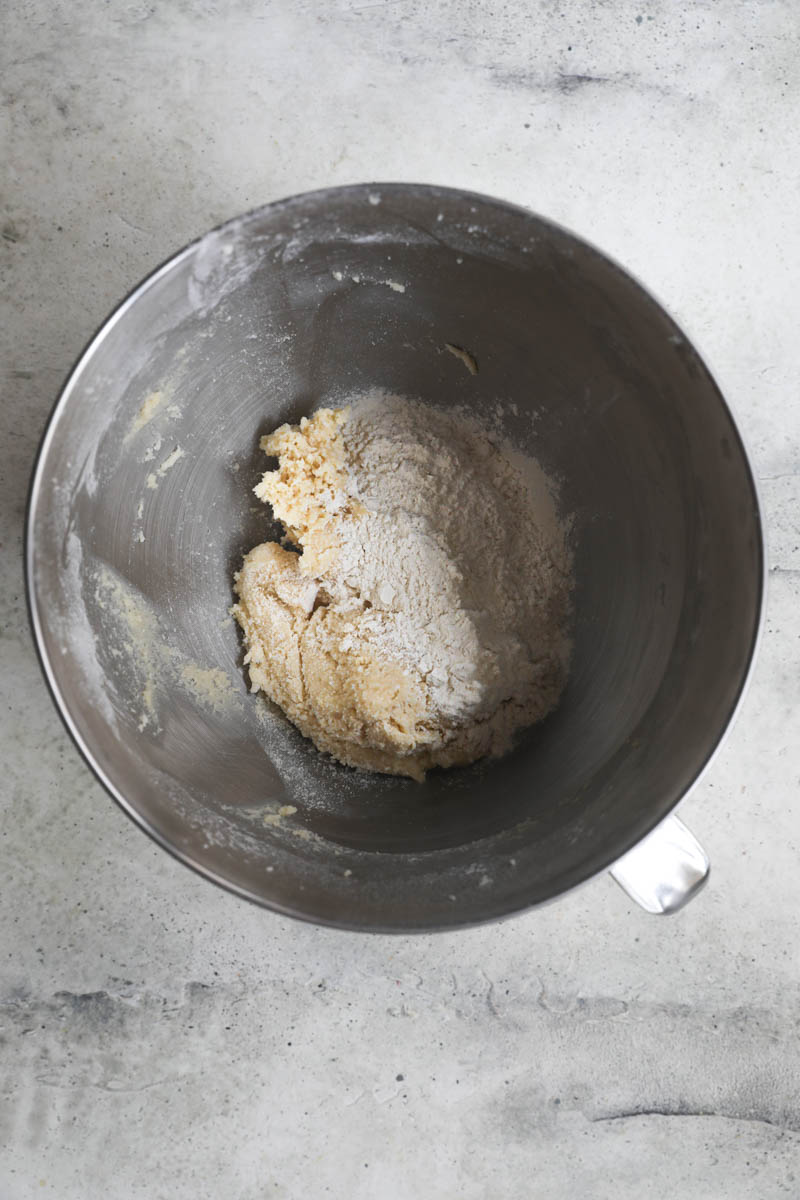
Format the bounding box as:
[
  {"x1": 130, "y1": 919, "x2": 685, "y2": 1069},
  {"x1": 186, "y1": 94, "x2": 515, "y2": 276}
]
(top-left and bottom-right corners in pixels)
[
  {"x1": 234, "y1": 542, "x2": 440, "y2": 779},
  {"x1": 233, "y1": 401, "x2": 570, "y2": 780}
]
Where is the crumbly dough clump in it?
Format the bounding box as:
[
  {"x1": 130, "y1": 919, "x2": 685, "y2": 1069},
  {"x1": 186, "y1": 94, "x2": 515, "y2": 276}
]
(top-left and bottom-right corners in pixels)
[{"x1": 233, "y1": 395, "x2": 571, "y2": 780}]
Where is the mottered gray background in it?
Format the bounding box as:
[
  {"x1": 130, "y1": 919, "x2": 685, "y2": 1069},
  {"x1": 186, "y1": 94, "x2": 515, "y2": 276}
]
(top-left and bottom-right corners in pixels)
[{"x1": 2, "y1": 1, "x2": 799, "y2": 1196}]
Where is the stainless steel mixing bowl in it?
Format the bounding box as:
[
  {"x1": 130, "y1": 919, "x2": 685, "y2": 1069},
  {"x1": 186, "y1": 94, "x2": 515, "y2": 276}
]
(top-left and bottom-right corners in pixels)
[{"x1": 26, "y1": 183, "x2": 763, "y2": 930}]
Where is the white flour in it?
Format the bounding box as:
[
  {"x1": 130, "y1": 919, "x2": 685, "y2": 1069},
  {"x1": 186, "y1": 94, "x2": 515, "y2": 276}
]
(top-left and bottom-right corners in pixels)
[{"x1": 334, "y1": 393, "x2": 572, "y2": 725}]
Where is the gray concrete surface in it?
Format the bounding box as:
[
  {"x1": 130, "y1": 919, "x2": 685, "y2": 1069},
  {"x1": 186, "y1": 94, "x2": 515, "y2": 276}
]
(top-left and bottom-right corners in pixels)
[{"x1": 2, "y1": 2, "x2": 799, "y2": 1196}]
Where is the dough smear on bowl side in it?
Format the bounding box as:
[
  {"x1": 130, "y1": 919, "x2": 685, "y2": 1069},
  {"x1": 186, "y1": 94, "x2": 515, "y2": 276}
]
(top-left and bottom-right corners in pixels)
[{"x1": 232, "y1": 392, "x2": 573, "y2": 781}]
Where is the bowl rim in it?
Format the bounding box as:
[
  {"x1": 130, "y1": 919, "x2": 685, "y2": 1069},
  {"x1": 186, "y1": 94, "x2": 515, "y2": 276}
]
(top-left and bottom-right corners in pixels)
[{"x1": 24, "y1": 181, "x2": 767, "y2": 931}]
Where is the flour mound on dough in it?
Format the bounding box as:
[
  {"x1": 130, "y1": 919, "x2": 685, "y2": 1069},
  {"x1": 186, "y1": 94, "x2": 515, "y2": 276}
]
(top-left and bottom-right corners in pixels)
[{"x1": 233, "y1": 394, "x2": 572, "y2": 780}]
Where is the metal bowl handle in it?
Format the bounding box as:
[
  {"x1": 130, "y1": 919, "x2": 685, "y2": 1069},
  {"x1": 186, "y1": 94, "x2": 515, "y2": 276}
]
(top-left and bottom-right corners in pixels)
[{"x1": 609, "y1": 814, "x2": 709, "y2": 914}]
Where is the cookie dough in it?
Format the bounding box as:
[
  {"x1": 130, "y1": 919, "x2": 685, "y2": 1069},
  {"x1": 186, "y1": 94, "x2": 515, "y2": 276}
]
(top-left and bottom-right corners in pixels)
[{"x1": 233, "y1": 395, "x2": 572, "y2": 780}]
